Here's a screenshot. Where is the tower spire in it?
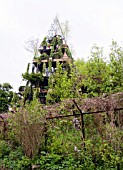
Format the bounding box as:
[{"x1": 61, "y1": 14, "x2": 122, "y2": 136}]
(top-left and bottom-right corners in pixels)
[{"x1": 47, "y1": 16, "x2": 66, "y2": 44}]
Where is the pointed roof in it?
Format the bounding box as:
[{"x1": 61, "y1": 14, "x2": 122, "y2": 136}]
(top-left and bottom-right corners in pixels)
[{"x1": 47, "y1": 16, "x2": 66, "y2": 43}]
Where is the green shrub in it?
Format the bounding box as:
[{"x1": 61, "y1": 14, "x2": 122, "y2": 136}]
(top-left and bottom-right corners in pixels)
[{"x1": 0, "y1": 141, "x2": 31, "y2": 170}]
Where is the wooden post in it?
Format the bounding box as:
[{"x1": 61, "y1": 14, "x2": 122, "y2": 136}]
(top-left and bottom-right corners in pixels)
[{"x1": 44, "y1": 121, "x2": 48, "y2": 151}]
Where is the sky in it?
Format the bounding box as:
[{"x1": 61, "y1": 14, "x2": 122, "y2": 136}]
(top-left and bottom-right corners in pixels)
[{"x1": 0, "y1": 0, "x2": 123, "y2": 91}]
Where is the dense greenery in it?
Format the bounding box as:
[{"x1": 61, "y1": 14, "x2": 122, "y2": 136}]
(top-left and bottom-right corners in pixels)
[
  {"x1": 22, "y1": 72, "x2": 43, "y2": 86},
  {"x1": 47, "y1": 41, "x2": 123, "y2": 103},
  {"x1": 1, "y1": 107, "x2": 123, "y2": 169},
  {"x1": 1, "y1": 41, "x2": 123, "y2": 169},
  {"x1": 75, "y1": 41, "x2": 123, "y2": 98},
  {"x1": 0, "y1": 83, "x2": 13, "y2": 113},
  {"x1": 46, "y1": 62, "x2": 78, "y2": 103}
]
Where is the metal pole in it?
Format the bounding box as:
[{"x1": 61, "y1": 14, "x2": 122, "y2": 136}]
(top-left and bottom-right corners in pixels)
[
  {"x1": 80, "y1": 112, "x2": 85, "y2": 141},
  {"x1": 72, "y1": 100, "x2": 85, "y2": 148}
]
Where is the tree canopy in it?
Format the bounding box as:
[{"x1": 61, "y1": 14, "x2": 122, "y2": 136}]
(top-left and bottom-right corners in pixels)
[{"x1": 0, "y1": 83, "x2": 13, "y2": 113}]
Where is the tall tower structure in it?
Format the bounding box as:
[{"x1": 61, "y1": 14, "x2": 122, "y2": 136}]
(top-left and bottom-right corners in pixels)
[{"x1": 20, "y1": 17, "x2": 73, "y2": 104}]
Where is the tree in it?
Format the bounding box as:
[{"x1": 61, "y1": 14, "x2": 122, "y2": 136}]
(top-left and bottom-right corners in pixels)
[
  {"x1": 109, "y1": 40, "x2": 123, "y2": 92},
  {"x1": 0, "y1": 83, "x2": 13, "y2": 113},
  {"x1": 24, "y1": 37, "x2": 40, "y2": 58},
  {"x1": 61, "y1": 20, "x2": 75, "y2": 56},
  {"x1": 61, "y1": 20, "x2": 71, "y2": 42},
  {"x1": 82, "y1": 45, "x2": 109, "y2": 97}
]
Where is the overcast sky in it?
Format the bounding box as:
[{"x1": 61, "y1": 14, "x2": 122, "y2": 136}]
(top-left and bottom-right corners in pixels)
[{"x1": 0, "y1": 0, "x2": 123, "y2": 91}]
